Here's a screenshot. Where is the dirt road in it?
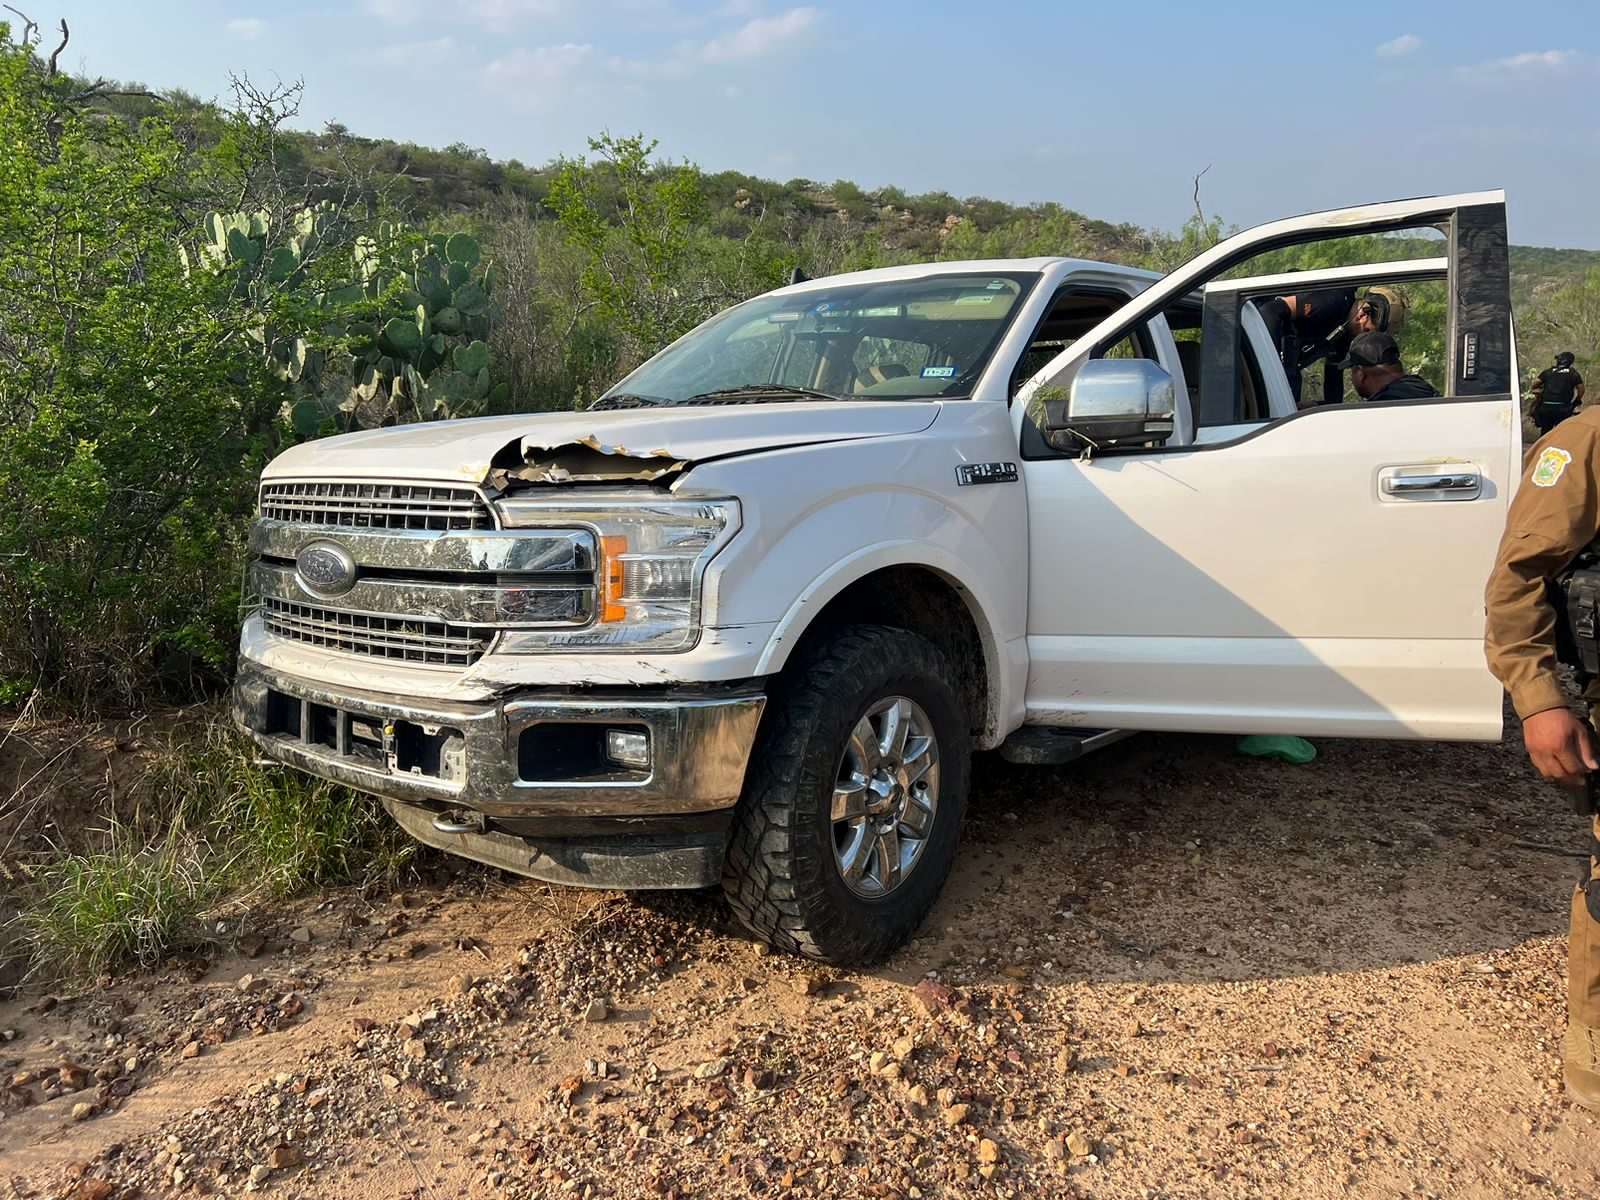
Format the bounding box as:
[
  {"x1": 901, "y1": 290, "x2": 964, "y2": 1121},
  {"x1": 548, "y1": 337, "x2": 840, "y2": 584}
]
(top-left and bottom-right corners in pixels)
[{"x1": 4, "y1": 723, "x2": 1599, "y2": 1199}]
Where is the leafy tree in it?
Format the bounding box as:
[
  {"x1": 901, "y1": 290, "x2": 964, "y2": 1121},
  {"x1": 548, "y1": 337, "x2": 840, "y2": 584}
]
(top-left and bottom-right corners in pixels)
[
  {"x1": 1521, "y1": 267, "x2": 1600, "y2": 397},
  {"x1": 546, "y1": 134, "x2": 708, "y2": 358},
  {"x1": 544, "y1": 133, "x2": 795, "y2": 395},
  {"x1": 0, "y1": 21, "x2": 282, "y2": 703}
]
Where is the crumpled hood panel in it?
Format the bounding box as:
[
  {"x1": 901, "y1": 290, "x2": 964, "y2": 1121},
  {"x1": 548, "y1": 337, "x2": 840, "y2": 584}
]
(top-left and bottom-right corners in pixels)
[{"x1": 261, "y1": 402, "x2": 943, "y2": 484}]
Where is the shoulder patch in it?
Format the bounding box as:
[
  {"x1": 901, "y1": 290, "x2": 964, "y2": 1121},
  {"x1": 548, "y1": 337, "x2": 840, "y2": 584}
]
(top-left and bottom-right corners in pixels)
[{"x1": 1532, "y1": 447, "x2": 1573, "y2": 488}]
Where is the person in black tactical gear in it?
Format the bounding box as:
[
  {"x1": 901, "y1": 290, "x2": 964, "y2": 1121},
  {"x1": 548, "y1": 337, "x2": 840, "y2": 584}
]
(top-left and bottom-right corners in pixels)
[
  {"x1": 1254, "y1": 287, "x2": 1358, "y2": 348},
  {"x1": 1255, "y1": 287, "x2": 1400, "y2": 407},
  {"x1": 1532, "y1": 351, "x2": 1587, "y2": 436},
  {"x1": 1337, "y1": 331, "x2": 1438, "y2": 402}
]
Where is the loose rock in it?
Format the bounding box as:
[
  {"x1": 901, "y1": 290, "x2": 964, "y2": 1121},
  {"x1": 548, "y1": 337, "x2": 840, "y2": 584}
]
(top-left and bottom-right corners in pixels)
[{"x1": 269, "y1": 1144, "x2": 303, "y2": 1168}]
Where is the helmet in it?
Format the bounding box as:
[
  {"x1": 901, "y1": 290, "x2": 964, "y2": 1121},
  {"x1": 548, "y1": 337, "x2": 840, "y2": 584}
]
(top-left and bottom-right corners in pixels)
[
  {"x1": 1356, "y1": 286, "x2": 1406, "y2": 334},
  {"x1": 1557, "y1": 351, "x2": 1576, "y2": 368}
]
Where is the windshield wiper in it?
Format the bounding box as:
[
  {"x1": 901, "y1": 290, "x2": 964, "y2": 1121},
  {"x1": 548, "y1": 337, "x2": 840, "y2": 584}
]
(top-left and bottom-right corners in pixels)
[
  {"x1": 684, "y1": 384, "x2": 844, "y2": 405},
  {"x1": 590, "y1": 392, "x2": 671, "y2": 410}
]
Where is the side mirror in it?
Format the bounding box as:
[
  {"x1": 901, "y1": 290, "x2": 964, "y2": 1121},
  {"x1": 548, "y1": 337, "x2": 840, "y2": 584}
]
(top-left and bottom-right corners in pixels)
[{"x1": 1038, "y1": 358, "x2": 1176, "y2": 446}]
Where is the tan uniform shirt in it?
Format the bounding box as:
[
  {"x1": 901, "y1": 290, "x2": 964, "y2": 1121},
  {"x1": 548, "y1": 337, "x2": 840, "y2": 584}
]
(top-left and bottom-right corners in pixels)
[{"x1": 1485, "y1": 406, "x2": 1600, "y2": 718}]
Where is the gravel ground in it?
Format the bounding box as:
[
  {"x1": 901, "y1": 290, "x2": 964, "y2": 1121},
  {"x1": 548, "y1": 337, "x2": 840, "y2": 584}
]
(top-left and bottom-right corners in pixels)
[{"x1": 4, "y1": 717, "x2": 1600, "y2": 1199}]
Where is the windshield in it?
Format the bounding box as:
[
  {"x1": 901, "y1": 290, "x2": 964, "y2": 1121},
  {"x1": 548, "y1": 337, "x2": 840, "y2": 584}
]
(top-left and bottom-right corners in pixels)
[{"x1": 598, "y1": 271, "x2": 1039, "y2": 406}]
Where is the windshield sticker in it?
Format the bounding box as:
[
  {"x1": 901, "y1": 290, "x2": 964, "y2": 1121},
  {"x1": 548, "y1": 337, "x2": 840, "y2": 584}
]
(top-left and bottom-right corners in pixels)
[
  {"x1": 921, "y1": 365, "x2": 957, "y2": 379},
  {"x1": 813, "y1": 302, "x2": 836, "y2": 316},
  {"x1": 985, "y1": 280, "x2": 1007, "y2": 290},
  {"x1": 1532, "y1": 446, "x2": 1573, "y2": 488}
]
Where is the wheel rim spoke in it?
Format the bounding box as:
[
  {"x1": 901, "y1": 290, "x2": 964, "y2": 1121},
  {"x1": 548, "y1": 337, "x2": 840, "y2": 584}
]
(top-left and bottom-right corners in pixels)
[
  {"x1": 874, "y1": 826, "x2": 903, "y2": 890},
  {"x1": 830, "y1": 693, "x2": 942, "y2": 900},
  {"x1": 849, "y1": 714, "x2": 882, "y2": 776},
  {"x1": 901, "y1": 734, "x2": 936, "y2": 789},
  {"x1": 898, "y1": 789, "x2": 936, "y2": 839},
  {"x1": 831, "y1": 777, "x2": 869, "y2": 823},
  {"x1": 837, "y1": 825, "x2": 873, "y2": 886},
  {"x1": 879, "y1": 699, "x2": 910, "y2": 764}
]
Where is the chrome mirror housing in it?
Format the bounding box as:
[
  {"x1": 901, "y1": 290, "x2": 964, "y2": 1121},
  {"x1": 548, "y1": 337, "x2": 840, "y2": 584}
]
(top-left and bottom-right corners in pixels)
[{"x1": 1038, "y1": 358, "x2": 1176, "y2": 446}]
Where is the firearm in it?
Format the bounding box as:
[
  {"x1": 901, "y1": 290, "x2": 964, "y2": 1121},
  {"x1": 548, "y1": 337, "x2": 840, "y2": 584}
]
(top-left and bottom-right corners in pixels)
[{"x1": 1578, "y1": 774, "x2": 1600, "y2": 817}]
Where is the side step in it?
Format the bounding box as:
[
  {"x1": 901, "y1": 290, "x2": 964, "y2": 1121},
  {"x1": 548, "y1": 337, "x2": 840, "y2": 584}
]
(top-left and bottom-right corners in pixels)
[{"x1": 996, "y1": 727, "x2": 1132, "y2": 766}]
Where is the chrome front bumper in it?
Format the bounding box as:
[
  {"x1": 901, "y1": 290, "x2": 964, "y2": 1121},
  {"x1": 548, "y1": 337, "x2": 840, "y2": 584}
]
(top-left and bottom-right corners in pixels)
[{"x1": 232, "y1": 660, "x2": 765, "y2": 822}]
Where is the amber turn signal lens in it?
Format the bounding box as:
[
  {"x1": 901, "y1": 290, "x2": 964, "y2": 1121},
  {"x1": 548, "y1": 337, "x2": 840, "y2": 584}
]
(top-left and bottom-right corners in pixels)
[{"x1": 599, "y1": 534, "x2": 628, "y2": 622}]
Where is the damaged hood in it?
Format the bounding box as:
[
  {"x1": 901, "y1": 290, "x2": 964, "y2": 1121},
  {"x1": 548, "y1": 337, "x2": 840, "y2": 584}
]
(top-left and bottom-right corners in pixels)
[{"x1": 262, "y1": 401, "x2": 943, "y2": 485}]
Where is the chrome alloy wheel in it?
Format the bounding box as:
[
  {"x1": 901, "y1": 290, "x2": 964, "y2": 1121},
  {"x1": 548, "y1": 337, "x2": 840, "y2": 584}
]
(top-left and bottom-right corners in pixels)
[{"x1": 830, "y1": 695, "x2": 941, "y2": 898}]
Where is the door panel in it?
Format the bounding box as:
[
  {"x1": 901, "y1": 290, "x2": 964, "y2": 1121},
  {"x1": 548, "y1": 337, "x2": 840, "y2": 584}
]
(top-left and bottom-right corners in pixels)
[
  {"x1": 1022, "y1": 398, "x2": 1514, "y2": 738},
  {"x1": 1016, "y1": 192, "x2": 1515, "y2": 740}
]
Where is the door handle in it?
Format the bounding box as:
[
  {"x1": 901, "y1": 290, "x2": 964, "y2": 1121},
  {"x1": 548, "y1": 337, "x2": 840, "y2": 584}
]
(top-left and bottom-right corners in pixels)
[{"x1": 1381, "y1": 472, "x2": 1482, "y2": 496}]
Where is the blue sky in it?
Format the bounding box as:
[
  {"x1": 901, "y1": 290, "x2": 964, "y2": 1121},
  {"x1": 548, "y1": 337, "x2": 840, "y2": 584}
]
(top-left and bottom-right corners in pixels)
[{"x1": 32, "y1": 0, "x2": 1600, "y2": 248}]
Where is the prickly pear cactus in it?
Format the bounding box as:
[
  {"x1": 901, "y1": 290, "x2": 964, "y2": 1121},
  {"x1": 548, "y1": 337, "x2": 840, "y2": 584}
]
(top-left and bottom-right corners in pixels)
[{"x1": 191, "y1": 206, "x2": 503, "y2": 437}]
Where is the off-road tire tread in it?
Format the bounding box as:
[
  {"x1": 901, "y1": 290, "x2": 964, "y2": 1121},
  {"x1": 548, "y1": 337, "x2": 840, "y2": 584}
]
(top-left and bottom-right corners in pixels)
[{"x1": 723, "y1": 624, "x2": 969, "y2": 964}]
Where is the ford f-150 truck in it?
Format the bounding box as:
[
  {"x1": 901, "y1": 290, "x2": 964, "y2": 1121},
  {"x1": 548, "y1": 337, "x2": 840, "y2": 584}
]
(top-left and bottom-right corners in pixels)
[{"x1": 235, "y1": 192, "x2": 1518, "y2": 963}]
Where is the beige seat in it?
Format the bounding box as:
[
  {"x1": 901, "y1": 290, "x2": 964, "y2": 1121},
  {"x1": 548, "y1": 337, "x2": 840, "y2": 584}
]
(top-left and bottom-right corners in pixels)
[{"x1": 856, "y1": 361, "x2": 911, "y2": 392}]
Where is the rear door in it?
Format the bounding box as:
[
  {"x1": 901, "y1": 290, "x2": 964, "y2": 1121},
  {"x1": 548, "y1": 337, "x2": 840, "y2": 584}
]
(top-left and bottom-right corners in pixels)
[{"x1": 1016, "y1": 192, "x2": 1515, "y2": 740}]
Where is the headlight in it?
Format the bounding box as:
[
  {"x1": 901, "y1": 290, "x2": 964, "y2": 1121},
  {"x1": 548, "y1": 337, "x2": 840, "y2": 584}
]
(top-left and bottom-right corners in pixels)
[{"x1": 493, "y1": 496, "x2": 739, "y2": 652}]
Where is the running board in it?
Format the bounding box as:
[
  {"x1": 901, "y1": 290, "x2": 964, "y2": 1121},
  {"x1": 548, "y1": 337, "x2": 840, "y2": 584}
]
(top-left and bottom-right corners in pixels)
[{"x1": 996, "y1": 727, "x2": 1133, "y2": 766}]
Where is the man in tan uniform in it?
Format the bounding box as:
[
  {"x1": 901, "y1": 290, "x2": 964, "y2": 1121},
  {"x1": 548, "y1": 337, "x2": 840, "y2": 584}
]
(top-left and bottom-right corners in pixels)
[{"x1": 1485, "y1": 404, "x2": 1600, "y2": 1109}]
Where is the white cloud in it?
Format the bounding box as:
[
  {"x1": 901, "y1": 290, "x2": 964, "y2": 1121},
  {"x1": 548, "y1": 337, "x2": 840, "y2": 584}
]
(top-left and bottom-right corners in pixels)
[
  {"x1": 484, "y1": 43, "x2": 596, "y2": 103},
  {"x1": 1452, "y1": 48, "x2": 1587, "y2": 85},
  {"x1": 1489, "y1": 49, "x2": 1578, "y2": 71},
  {"x1": 364, "y1": 0, "x2": 564, "y2": 31},
  {"x1": 364, "y1": 0, "x2": 425, "y2": 23},
  {"x1": 467, "y1": 0, "x2": 567, "y2": 33},
  {"x1": 1375, "y1": 34, "x2": 1421, "y2": 58},
  {"x1": 374, "y1": 37, "x2": 458, "y2": 67},
  {"x1": 609, "y1": 8, "x2": 819, "y2": 79},
  {"x1": 702, "y1": 7, "x2": 818, "y2": 63},
  {"x1": 226, "y1": 17, "x2": 266, "y2": 40},
  {"x1": 607, "y1": 44, "x2": 698, "y2": 79},
  {"x1": 1459, "y1": 48, "x2": 1585, "y2": 79}
]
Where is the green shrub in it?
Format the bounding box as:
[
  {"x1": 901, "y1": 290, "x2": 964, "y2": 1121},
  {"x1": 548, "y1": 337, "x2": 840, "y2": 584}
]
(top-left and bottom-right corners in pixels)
[
  {"x1": 20, "y1": 822, "x2": 220, "y2": 978},
  {"x1": 0, "y1": 25, "x2": 282, "y2": 707},
  {"x1": 152, "y1": 714, "x2": 413, "y2": 896}
]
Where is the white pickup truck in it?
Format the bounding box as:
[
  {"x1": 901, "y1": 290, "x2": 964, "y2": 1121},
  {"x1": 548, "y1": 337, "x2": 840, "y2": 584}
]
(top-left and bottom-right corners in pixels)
[{"x1": 235, "y1": 192, "x2": 1518, "y2": 963}]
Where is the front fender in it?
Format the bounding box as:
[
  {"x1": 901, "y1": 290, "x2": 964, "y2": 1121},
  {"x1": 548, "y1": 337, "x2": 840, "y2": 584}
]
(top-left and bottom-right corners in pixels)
[{"x1": 688, "y1": 405, "x2": 1029, "y2": 742}]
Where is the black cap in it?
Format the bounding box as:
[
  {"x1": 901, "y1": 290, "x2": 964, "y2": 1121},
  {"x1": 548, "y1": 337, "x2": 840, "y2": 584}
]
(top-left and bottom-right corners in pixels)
[{"x1": 1337, "y1": 331, "x2": 1402, "y2": 370}]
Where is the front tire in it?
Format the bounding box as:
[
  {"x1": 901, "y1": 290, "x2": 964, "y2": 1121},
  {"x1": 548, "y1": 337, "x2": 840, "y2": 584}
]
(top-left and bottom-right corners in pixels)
[{"x1": 723, "y1": 625, "x2": 970, "y2": 964}]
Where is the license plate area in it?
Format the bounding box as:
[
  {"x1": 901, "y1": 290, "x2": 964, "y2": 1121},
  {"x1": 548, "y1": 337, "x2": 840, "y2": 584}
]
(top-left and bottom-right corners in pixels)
[{"x1": 260, "y1": 689, "x2": 464, "y2": 783}]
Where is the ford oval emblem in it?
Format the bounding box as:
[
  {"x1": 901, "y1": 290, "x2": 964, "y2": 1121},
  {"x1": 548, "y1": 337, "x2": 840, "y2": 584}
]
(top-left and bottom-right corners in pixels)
[{"x1": 295, "y1": 540, "x2": 357, "y2": 598}]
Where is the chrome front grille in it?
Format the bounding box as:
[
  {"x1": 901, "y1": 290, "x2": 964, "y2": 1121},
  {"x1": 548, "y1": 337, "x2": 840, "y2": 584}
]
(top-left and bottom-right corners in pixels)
[
  {"x1": 249, "y1": 485, "x2": 596, "y2": 670},
  {"x1": 260, "y1": 481, "x2": 494, "y2": 531},
  {"x1": 263, "y1": 597, "x2": 493, "y2": 667}
]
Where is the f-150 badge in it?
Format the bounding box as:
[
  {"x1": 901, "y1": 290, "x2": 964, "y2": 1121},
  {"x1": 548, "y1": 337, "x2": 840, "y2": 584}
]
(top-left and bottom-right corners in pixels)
[{"x1": 955, "y1": 462, "x2": 1018, "y2": 486}]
